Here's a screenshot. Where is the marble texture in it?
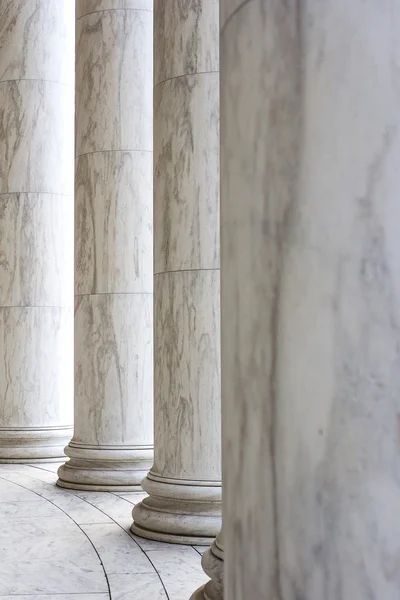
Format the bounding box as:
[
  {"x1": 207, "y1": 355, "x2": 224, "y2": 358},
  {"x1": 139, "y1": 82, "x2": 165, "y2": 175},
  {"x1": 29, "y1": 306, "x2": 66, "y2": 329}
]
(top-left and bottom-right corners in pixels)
[
  {"x1": 75, "y1": 7, "x2": 152, "y2": 155},
  {"x1": 0, "y1": 0, "x2": 74, "y2": 85},
  {"x1": 191, "y1": 529, "x2": 224, "y2": 600},
  {"x1": 0, "y1": 463, "x2": 207, "y2": 600},
  {"x1": 152, "y1": 271, "x2": 220, "y2": 480},
  {"x1": 220, "y1": 1, "x2": 400, "y2": 600},
  {"x1": 132, "y1": 0, "x2": 221, "y2": 545},
  {"x1": 0, "y1": 193, "x2": 73, "y2": 307},
  {"x1": 0, "y1": 80, "x2": 74, "y2": 195},
  {"x1": 154, "y1": 0, "x2": 219, "y2": 84},
  {"x1": 59, "y1": 0, "x2": 153, "y2": 490},
  {"x1": 154, "y1": 75, "x2": 219, "y2": 273},
  {"x1": 75, "y1": 150, "x2": 152, "y2": 295},
  {"x1": 76, "y1": 0, "x2": 153, "y2": 20},
  {"x1": 0, "y1": 1, "x2": 74, "y2": 461}
]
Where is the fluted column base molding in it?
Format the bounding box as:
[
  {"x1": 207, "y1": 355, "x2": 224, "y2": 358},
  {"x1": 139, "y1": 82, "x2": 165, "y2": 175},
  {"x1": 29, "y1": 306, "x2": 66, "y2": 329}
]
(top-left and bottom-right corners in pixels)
[
  {"x1": 0, "y1": 427, "x2": 72, "y2": 463},
  {"x1": 131, "y1": 472, "x2": 221, "y2": 545},
  {"x1": 191, "y1": 532, "x2": 224, "y2": 600},
  {"x1": 57, "y1": 442, "x2": 153, "y2": 491}
]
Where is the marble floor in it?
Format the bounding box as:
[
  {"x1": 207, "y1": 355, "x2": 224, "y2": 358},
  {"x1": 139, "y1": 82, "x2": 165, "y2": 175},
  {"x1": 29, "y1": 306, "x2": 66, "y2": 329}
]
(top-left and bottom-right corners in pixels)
[{"x1": 0, "y1": 463, "x2": 207, "y2": 599}]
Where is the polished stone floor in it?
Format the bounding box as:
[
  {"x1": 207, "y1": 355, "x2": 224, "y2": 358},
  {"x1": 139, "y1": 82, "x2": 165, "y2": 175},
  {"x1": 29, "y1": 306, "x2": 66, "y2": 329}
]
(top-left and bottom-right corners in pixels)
[{"x1": 0, "y1": 463, "x2": 207, "y2": 599}]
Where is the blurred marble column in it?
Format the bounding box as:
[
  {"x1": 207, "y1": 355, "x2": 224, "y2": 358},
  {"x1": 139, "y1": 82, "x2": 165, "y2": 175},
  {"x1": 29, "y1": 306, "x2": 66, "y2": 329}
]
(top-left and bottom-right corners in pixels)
[
  {"x1": 220, "y1": 1, "x2": 400, "y2": 599},
  {"x1": 0, "y1": 1, "x2": 74, "y2": 461},
  {"x1": 191, "y1": 529, "x2": 224, "y2": 600},
  {"x1": 57, "y1": 0, "x2": 153, "y2": 490},
  {"x1": 131, "y1": 1, "x2": 221, "y2": 544}
]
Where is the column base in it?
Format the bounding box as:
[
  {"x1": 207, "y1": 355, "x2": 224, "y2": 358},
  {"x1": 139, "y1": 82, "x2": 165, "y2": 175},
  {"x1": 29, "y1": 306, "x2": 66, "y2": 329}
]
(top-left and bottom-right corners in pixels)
[
  {"x1": 0, "y1": 426, "x2": 72, "y2": 463},
  {"x1": 190, "y1": 584, "x2": 218, "y2": 600},
  {"x1": 131, "y1": 472, "x2": 221, "y2": 545},
  {"x1": 56, "y1": 442, "x2": 153, "y2": 491}
]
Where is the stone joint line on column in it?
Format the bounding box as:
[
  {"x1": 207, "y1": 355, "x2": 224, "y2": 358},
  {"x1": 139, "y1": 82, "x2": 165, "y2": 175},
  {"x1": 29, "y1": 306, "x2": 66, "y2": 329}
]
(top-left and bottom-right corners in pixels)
[
  {"x1": 154, "y1": 70, "x2": 219, "y2": 91},
  {"x1": 76, "y1": 8, "x2": 153, "y2": 23},
  {"x1": 0, "y1": 191, "x2": 71, "y2": 198},
  {"x1": 75, "y1": 292, "x2": 152, "y2": 298},
  {"x1": 154, "y1": 268, "x2": 220, "y2": 277},
  {"x1": 75, "y1": 148, "x2": 153, "y2": 160},
  {"x1": 0, "y1": 78, "x2": 70, "y2": 88},
  {"x1": 0, "y1": 305, "x2": 72, "y2": 310}
]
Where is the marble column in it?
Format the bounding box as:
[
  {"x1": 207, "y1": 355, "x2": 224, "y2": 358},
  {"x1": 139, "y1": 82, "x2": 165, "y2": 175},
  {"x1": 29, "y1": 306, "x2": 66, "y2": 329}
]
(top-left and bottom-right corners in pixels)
[
  {"x1": 220, "y1": 1, "x2": 400, "y2": 599},
  {"x1": 0, "y1": 1, "x2": 74, "y2": 461},
  {"x1": 131, "y1": 1, "x2": 221, "y2": 544},
  {"x1": 57, "y1": 0, "x2": 153, "y2": 490},
  {"x1": 191, "y1": 529, "x2": 224, "y2": 600}
]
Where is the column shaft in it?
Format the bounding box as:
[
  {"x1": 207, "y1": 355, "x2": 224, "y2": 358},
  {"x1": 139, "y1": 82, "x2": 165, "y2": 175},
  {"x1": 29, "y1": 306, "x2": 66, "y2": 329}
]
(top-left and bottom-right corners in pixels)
[
  {"x1": 220, "y1": 1, "x2": 400, "y2": 599},
  {"x1": 0, "y1": 0, "x2": 74, "y2": 461},
  {"x1": 132, "y1": 0, "x2": 221, "y2": 544},
  {"x1": 57, "y1": 0, "x2": 153, "y2": 490}
]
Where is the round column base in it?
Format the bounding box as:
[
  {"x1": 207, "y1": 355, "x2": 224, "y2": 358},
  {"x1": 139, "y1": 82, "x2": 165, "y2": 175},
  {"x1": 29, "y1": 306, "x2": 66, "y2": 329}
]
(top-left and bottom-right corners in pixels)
[
  {"x1": 131, "y1": 472, "x2": 221, "y2": 545},
  {"x1": 56, "y1": 442, "x2": 153, "y2": 491},
  {"x1": 0, "y1": 427, "x2": 72, "y2": 463},
  {"x1": 196, "y1": 534, "x2": 224, "y2": 600}
]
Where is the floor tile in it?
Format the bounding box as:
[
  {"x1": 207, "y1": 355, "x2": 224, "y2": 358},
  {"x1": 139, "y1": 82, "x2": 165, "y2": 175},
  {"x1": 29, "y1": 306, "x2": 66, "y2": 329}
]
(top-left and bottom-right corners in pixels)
[
  {"x1": 0, "y1": 596, "x2": 109, "y2": 599},
  {"x1": 74, "y1": 490, "x2": 134, "y2": 521},
  {"x1": 114, "y1": 491, "x2": 148, "y2": 505},
  {"x1": 108, "y1": 572, "x2": 167, "y2": 599},
  {"x1": 0, "y1": 559, "x2": 107, "y2": 595},
  {"x1": 0, "y1": 499, "x2": 60, "y2": 519},
  {"x1": 146, "y1": 547, "x2": 208, "y2": 600},
  {"x1": 81, "y1": 522, "x2": 155, "y2": 574},
  {"x1": 0, "y1": 478, "x2": 41, "y2": 502}
]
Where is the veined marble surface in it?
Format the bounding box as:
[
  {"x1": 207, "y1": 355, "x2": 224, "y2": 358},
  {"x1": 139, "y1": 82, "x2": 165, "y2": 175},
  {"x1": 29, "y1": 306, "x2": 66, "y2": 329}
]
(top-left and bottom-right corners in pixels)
[
  {"x1": 0, "y1": 0, "x2": 74, "y2": 85},
  {"x1": 152, "y1": 271, "x2": 220, "y2": 481},
  {"x1": 60, "y1": 0, "x2": 154, "y2": 489},
  {"x1": 0, "y1": 80, "x2": 74, "y2": 195},
  {"x1": 154, "y1": 0, "x2": 218, "y2": 84},
  {"x1": 75, "y1": 7, "x2": 152, "y2": 155},
  {"x1": 74, "y1": 294, "x2": 153, "y2": 447},
  {"x1": 154, "y1": 74, "x2": 219, "y2": 274},
  {"x1": 133, "y1": 0, "x2": 221, "y2": 544},
  {"x1": 75, "y1": 150, "x2": 152, "y2": 295},
  {"x1": 0, "y1": 0, "x2": 74, "y2": 460},
  {"x1": 220, "y1": 1, "x2": 400, "y2": 600},
  {"x1": 76, "y1": 0, "x2": 153, "y2": 20},
  {"x1": 0, "y1": 193, "x2": 73, "y2": 307},
  {"x1": 0, "y1": 463, "x2": 207, "y2": 598},
  {"x1": 0, "y1": 307, "x2": 73, "y2": 427}
]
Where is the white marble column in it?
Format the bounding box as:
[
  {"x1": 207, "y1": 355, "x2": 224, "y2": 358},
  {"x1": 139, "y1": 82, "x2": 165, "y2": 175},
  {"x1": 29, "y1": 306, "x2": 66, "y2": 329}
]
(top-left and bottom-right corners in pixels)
[
  {"x1": 57, "y1": 0, "x2": 153, "y2": 490},
  {"x1": 191, "y1": 529, "x2": 224, "y2": 600},
  {"x1": 0, "y1": 1, "x2": 74, "y2": 461},
  {"x1": 131, "y1": 1, "x2": 221, "y2": 544},
  {"x1": 220, "y1": 1, "x2": 400, "y2": 599}
]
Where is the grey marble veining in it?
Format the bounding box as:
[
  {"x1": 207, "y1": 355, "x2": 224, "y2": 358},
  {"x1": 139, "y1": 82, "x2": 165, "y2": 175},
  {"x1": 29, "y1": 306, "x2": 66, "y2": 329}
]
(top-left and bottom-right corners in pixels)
[
  {"x1": 74, "y1": 294, "x2": 153, "y2": 447},
  {"x1": 0, "y1": 1, "x2": 74, "y2": 461},
  {"x1": 0, "y1": 80, "x2": 74, "y2": 195},
  {"x1": 75, "y1": 150, "x2": 152, "y2": 295},
  {"x1": 220, "y1": 1, "x2": 400, "y2": 599},
  {"x1": 0, "y1": 307, "x2": 73, "y2": 428},
  {"x1": 154, "y1": 0, "x2": 219, "y2": 85},
  {"x1": 59, "y1": 0, "x2": 154, "y2": 489},
  {"x1": 0, "y1": 193, "x2": 73, "y2": 307},
  {"x1": 76, "y1": 0, "x2": 153, "y2": 20},
  {"x1": 0, "y1": 0, "x2": 74, "y2": 85},
  {"x1": 132, "y1": 0, "x2": 221, "y2": 546},
  {"x1": 75, "y1": 7, "x2": 152, "y2": 156},
  {"x1": 152, "y1": 271, "x2": 220, "y2": 481},
  {"x1": 0, "y1": 464, "x2": 206, "y2": 599},
  {"x1": 154, "y1": 74, "x2": 219, "y2": 274}
]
